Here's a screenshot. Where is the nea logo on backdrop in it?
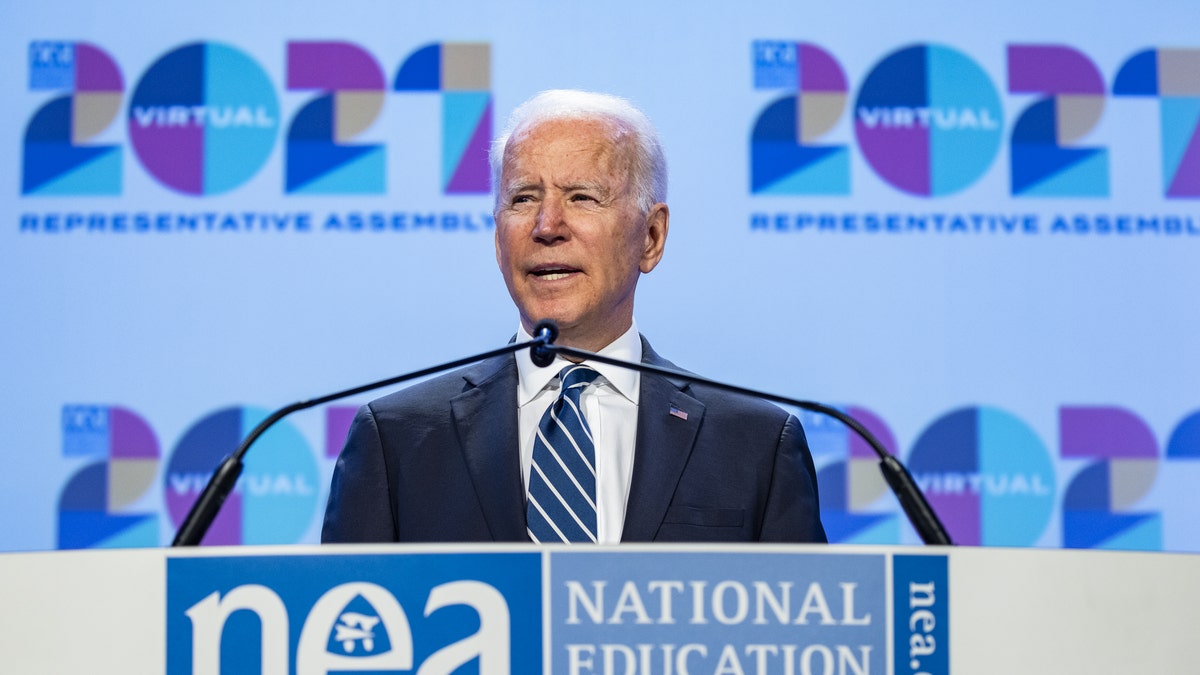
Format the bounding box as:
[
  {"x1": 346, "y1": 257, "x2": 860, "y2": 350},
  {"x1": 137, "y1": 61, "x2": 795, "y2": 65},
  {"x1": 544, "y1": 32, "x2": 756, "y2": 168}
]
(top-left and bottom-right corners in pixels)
[
  {"x1": 22, "y1": 40, "x2": 491, "y2": 197},
  {"x1": 751, "y1": 41, "x2": 1200, "y2": 198}
]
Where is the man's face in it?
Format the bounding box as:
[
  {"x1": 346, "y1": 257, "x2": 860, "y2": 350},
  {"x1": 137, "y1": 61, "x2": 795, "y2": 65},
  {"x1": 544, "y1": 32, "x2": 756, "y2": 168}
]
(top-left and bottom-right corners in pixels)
[{"x1": 494, "y1": 117, "x2": 668, "y2": 351}]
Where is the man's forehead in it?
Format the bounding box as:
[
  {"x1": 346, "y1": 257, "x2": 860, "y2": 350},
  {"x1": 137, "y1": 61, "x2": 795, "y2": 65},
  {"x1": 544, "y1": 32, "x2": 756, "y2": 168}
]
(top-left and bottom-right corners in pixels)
[
  {"x1": 510, "y1": 117, "x2": 629, "y2": 156},
  {"x1": 512, "y1": 114, "x2": 619, "y2": 142},
  {"x1": 501, "y1": 118, "x2": 632, "y2": 181}
]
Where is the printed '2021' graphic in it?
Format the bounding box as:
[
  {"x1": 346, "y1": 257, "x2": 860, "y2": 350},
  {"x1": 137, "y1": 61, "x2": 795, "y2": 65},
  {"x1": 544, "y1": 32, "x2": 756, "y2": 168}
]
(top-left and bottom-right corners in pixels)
[
  {"x1": 58, "y1": 405, "x2": 159, "y2": 549},
  {"x1": 1060, "y1": 407, "x2": 1161, "y2": 550},
  {"x1": 854, "y1": 44, "x2": 1003, "y2": 196},
  {"x1": 164, "y1": 406, "x2": 319, "y2": 545},
  {"x1": 907, "y1": 406, "x2": 1055, "y2": 546},
  {"x1": 1008, "y1": 45, "x2": 1109, "y2": 197},
  {"x1": 128, "y1": 42, "x2": 279, "y2": 195},
  {"x1": 751, "y1": 41, "x2": 850, "y2": 194},
  {"x1": 23, "y1": 42, "x2": 124, "y2": 195},
  {"x1": 393, "y1": 42, "x2": 493, "y2": 194},
  {"x1": 286, "y1": 41, "x2": 387, "y2": 194}
]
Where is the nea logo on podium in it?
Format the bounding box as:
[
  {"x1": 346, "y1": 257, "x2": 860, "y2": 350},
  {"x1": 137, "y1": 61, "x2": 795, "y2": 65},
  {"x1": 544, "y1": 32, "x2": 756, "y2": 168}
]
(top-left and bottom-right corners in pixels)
[{"x1": 165, "y1": 552, "x2": 541, "y2": 674}]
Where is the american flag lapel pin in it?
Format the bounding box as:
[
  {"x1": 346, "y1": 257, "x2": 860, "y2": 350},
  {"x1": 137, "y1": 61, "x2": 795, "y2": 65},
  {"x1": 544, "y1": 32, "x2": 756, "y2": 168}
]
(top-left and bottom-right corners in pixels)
[{"x1": 669, "y1": 405, "x2": 688, "y2": 421}]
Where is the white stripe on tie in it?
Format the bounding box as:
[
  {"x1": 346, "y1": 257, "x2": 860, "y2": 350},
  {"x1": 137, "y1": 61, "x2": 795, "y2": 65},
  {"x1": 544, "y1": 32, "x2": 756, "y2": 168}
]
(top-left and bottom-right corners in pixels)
[{"x1": 531, "y1": 459, "x2": 596, "y2": 535}]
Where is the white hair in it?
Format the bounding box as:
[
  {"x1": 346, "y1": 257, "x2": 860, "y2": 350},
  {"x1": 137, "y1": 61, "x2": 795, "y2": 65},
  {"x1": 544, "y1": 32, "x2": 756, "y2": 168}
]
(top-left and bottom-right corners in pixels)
[{"x1": 489, "y1": 89, "x2": 668, "y2": 213}]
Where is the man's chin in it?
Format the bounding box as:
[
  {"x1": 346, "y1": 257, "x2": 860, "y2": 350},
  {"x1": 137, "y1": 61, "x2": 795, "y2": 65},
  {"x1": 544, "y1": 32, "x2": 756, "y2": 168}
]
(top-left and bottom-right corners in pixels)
[{"x1": 522, "y1": 313, "x2": 578, "y2": 335}]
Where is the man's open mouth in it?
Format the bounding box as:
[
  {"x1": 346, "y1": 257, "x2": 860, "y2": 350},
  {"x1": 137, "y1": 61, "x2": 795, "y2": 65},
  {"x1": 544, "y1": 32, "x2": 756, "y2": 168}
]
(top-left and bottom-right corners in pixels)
[{"x1": 531, "y1": 265, "x2": 579, "y2": 281}]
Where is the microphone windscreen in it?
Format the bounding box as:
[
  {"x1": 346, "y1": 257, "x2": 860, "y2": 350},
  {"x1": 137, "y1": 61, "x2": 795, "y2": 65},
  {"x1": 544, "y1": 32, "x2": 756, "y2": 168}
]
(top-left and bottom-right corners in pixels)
[{"x1": 530, "y1": 319, "x2": 558, "y2": 367}]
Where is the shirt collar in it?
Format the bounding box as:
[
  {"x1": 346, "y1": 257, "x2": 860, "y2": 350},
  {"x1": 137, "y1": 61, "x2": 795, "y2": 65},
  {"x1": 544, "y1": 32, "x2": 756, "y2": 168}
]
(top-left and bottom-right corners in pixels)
[{"x1": 515, "y1": 320, "x2": 642, "y2": 406}]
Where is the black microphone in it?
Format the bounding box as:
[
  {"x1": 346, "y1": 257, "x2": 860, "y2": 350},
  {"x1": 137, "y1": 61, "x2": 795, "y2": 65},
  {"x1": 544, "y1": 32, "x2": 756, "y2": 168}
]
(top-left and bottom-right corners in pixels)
[
  {"x1": 533, "y1": 320, "x2": 953, "y2": 546},
  {"x1": 530, "y1": 319, "x2": 558, "y2": 367},
  {"x1": 172, "y1": 332, "x2": 556, "y2": 547}
]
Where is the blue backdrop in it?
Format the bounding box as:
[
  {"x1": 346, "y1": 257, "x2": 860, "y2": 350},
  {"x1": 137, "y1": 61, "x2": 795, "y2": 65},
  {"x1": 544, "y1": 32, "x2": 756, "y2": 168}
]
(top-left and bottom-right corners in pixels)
[{"x1": 3, "y1": 0, "x2": 1198, "y2": 552}]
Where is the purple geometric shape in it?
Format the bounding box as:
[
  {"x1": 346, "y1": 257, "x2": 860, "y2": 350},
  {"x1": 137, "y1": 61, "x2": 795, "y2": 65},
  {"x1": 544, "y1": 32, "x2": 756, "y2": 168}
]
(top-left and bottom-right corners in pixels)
[
  {"x1": 164, "y1": 480, "x2": 242, "y2": 546},
  {"x1": 75, "y1": 43, "x2": 122, "y2": 92},
  {"x1": 1008, "y1": 45, "x2": 1103, "y2": 94},
  {"x1": 799, "y1": 43, "x2": 847, "y2": 93},
  {"x1": 287, "y1": 41, "x2": 384, "y2": 91},
  {"x1": 1167, "y1": 120, "x2": 1200, "y2": 197},
  {"x1": 202, "y1": 492, "x2": 242, "y2": 545},
  {"x1": 928, "y1": 492, "x2": 980, "y2": 545},
  {"x1": 446, "y1": 97, "x2": 492, "y2": 193},
  {"x1": 847, "y1": 406, "x2": 897, "y2": 459},
  {"x1": 164, "y1": 407, "x2": 244, "y2": 544},
  {"x1": 109, "y1": 407, "x2": 157, "y2": 459},
  {"x1": 129, "y1": 121, "x2": 204, "y2": 194},
  {"x1": 1060, "y1": 406, "x2": 1158, "y2": 459},
  {"x1": 856, "y1": 122, "x2": 931, "y2": 195},
  {"x1": 326, "y1": 406, "x2": 358, "y2": 458}
]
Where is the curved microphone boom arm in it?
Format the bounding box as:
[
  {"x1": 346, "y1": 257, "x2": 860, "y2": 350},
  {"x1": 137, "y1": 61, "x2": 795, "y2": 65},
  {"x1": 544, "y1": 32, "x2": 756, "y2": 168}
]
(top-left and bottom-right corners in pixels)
[
  {"x1": 531, "y1": 321, "x2": 954, "y2": 546},
  {"x1": 171, "y1": 335, "x2": 554, "y2": 547}
]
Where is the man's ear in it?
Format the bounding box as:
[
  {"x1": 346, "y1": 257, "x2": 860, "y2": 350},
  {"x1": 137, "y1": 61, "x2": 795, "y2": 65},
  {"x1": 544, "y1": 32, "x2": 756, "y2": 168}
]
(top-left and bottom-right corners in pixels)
[
  {"x1": 640, "y1": 203, "x2": 669, "y2": 274},
  {"x1": 494, "y1": 215, "x2": 503, "y2": 267}
]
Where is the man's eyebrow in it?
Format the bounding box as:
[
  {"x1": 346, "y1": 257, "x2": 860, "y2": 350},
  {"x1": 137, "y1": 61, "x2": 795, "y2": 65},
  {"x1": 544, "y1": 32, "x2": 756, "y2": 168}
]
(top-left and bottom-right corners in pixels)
[
  {"x1": 502, "y1": 181, "x2": 543, "y2": 195},
  {"x1": 557, "y1": 181, "x2": 610, "y2": 194}
]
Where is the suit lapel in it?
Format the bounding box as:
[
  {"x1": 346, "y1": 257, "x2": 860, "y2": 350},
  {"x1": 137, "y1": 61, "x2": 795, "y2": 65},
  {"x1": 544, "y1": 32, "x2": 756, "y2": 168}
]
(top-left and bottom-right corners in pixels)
[
  {"x1": 621, "y1": 339, "x2": 706, "y2": 542},
  {"x1": 450, "y1": 355, "x2": 529, "y2": 541}
]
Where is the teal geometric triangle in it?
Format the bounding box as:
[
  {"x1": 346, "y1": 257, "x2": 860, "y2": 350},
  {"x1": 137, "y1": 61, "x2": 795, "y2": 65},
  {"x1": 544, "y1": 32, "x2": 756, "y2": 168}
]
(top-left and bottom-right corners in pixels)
[
  {"x1": 96, "y1": 516, "x2": 159, "y2": 548},
  {"x1": 1015, "y1": 146, "x2": 1107, "y2": 197},
  {"x1": 291, "y1": 146, "x2": 385, "y2": 194},
  {"x1": 758, "y1": 147, "x2": 850, "y2": 195},
  {"x1": 58, "y1": 511, "x2": 152, "y2": 549},
  {"x1": 820, "y1": 509, "x2": 894, "y2": 543},
  {"x1": 1064, "y1": 510, "x2": 1151, "y2": 549},
  {"x1": 27, "y1": 146, "x2": 121, "y2": 195},
  {"x1": 838, "y1": 515, "x2": 899, "y2": 545},
  {"x1": 1097, "y1": 515, "x2": 1161, "y2": 551}
]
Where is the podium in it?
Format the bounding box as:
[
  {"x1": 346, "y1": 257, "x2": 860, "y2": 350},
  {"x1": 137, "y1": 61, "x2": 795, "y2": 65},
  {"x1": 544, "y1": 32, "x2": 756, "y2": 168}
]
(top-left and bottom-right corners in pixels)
[{"x1": 2, "y1": 544, "x2": 1197, "y2": 673}]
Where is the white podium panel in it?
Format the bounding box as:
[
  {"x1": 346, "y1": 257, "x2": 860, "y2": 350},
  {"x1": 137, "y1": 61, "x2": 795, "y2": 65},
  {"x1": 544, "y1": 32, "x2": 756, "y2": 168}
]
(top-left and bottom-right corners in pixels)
[{"x1": 1, "y1": 544, "x2": 1197, "y2": 674}]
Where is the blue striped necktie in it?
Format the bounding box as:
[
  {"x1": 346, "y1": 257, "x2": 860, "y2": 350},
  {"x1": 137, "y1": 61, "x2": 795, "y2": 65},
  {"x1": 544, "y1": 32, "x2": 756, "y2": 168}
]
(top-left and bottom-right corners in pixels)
[{"x1": 526, "y1": 364, "x2": 601, "y2": 543}]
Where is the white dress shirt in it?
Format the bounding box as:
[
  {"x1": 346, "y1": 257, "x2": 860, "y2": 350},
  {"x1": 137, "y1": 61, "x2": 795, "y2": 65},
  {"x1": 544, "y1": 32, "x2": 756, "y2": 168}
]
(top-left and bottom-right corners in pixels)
[{"x1": 515, "y1": 321, "x2": 642, "y2": 544}]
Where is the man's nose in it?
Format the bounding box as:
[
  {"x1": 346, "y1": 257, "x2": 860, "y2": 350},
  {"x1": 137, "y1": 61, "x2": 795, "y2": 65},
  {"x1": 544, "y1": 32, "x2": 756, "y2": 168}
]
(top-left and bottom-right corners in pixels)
[{"x1": 532, "y1": 199, "x2": 568, "y2": 243}]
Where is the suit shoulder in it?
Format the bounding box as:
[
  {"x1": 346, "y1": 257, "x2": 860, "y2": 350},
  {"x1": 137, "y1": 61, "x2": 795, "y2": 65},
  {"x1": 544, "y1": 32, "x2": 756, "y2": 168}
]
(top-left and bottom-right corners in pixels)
[
  {"x1": 689, "y1": 380, "x2": 794, "y2": 424},
  {"x1": 365, "y1": 355, "x2": 513, "y2": 417},
  {"x1": 641, "y1": 341, "x2": 792, "y2": 425}
]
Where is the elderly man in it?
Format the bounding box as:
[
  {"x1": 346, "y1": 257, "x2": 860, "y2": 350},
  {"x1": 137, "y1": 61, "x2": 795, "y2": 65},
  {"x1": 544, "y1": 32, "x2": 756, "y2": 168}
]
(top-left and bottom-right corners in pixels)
[{"x1": 323, "y1": 90, "x2": 825, "y2": 544}]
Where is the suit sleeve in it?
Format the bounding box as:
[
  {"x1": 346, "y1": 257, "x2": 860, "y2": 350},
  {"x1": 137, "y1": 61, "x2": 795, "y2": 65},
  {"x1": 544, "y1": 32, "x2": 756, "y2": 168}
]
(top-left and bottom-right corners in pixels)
[
  {"x1": 759, "y1": 414, "x2": 828, "y2": 542},
  {"x1": 321, "y1": 404, "x2": 399, "y2": 542}
]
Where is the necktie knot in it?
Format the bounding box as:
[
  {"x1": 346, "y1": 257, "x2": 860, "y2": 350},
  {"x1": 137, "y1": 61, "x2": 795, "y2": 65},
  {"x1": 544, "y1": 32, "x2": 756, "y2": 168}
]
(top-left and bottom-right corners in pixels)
[{"x1": 558, "y1": 364, "x2": 600, "y2": 400}]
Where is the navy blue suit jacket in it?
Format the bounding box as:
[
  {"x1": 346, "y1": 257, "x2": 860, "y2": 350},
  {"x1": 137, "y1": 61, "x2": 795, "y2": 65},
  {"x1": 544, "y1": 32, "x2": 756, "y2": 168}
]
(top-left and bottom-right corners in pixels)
[{"x1": 322, "y1": 338, "x2": 826, "y2": 543}]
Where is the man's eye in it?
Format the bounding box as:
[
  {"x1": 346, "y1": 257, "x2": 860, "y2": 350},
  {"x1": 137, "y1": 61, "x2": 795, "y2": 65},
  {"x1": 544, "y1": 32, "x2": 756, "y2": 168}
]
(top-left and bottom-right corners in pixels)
[
  {"x1": 570, "y1": 194, "x2": 595, "y2": 202},
  {"x1": 511, "y1": 195, "x2": 533, "y2": 204}
]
